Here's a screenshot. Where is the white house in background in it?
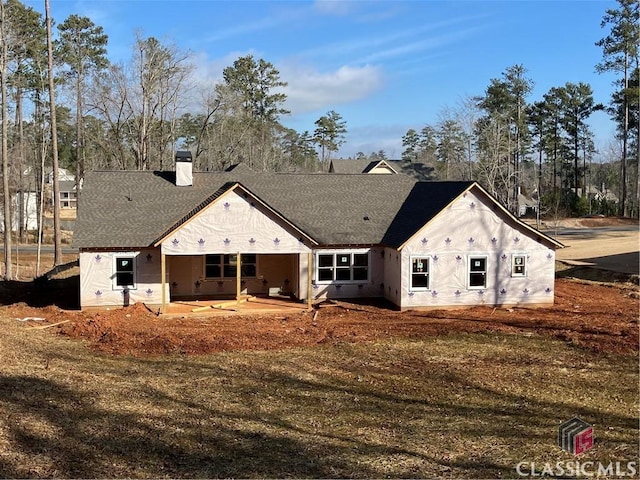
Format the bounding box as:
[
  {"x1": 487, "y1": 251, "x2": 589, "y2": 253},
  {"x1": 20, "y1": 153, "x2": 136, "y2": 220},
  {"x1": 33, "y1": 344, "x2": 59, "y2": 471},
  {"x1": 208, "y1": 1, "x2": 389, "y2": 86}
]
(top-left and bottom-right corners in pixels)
[
  {"x1": 73, "y1": 153, "x2": 563, "y2": 311},
  {"x1": 46, "y1": 167, "x2": 75, "y2": 184},
  {"x1": 0, "y1": 191, "x2": 38, "y2": 232}
]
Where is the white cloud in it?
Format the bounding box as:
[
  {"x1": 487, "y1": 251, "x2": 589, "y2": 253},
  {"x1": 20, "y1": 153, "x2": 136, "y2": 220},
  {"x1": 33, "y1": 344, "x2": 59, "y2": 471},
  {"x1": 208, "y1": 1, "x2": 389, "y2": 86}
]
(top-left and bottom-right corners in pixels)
[
  {"x1": 280, "y1": 64, "x2": 385, "y2": 114},
  {"x1": 176, "y1": 54, "x2": 386, "y2": 120},
  {"x1": 313, "y1": 0, "x2": 353, "y2": 16}
]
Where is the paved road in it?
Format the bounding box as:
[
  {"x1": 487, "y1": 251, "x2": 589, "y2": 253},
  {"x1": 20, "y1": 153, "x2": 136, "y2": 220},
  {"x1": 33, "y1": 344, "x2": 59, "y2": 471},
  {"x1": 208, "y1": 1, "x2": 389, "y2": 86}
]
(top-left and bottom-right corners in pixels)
[
  {"x1": 549, "y1": 225, "x2": 639, "y2": 275},
  {"x1": 0, "y1": 245, "x2": 78, "y2": 255}
]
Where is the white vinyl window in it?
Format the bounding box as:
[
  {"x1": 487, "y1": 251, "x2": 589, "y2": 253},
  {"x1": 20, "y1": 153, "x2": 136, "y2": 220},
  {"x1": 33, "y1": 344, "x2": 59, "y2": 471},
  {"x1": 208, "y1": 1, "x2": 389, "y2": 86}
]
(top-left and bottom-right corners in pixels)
[
  {"x1": 316, "y1": 251, "x2": 369, "y2": 283},
  {"x1": 113, "y1": 255, "x2": 136, "y2": 289},
  {"x1": 511, "y1": 254, "x2": 527, "y2": 277},
  {"x1": 468, "y1": 255, "x2": 487, "y2": 289},
  {"x1": 410, "y1": 256, "x2": 430, "y2": 290}
]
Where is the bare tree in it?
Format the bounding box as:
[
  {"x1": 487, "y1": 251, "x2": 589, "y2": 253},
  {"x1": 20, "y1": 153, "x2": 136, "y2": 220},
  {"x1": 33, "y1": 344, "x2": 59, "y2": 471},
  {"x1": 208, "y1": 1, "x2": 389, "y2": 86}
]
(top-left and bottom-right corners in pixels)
[
  {"x1": 130, "y1": 34, "x2": 192, "y2": 170},
  {"x1": 45, "y1": 0, "x2": 61, "y2": 265},
  {"x1": 1, "y1": 0, "x2": 11, "y2": 279}
]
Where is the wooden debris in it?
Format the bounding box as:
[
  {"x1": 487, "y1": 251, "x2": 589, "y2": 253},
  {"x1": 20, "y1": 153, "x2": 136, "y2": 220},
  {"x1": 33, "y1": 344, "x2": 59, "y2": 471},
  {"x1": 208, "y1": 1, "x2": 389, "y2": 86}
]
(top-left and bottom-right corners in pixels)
[
  {"x1": 190, "y1": 296, "x2": 255, "y2": 312},
  {"x1": 318, "y1": 303, "x2": 339, "y2": 308},
  {"x1": 27, "y1": 320, "x2": 70, "y2": 330}
]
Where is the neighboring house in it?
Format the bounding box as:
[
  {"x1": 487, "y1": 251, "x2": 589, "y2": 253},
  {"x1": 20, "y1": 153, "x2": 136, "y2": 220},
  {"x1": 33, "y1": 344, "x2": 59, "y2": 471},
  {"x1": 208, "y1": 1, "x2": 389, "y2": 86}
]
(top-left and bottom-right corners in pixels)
[
  {"x1": 74, "y1": 153, "x2": 562, "y2": 311},
  {"x1": 579, "y1": 185, "x2": 619, "y2": 204},
  {"x1": 48, "y1": 169, "x2": 77, "y2": 210},
  {"x1": 518, "y1": 193, "x2": 538, "y2": 217},
  {"x1": 0, "y1": 190, "x2": 38, "y2": 232},
  {"x1": 23, "y1": 166, "x2": 78, "y2": 210},
  {"x1": 0, "y1": 167, "x2": 77, "y2": 232},
  {"x1": 46, "y1": 167, "x2": 75, "y2": 184},
  {"x1": 57, "y1": 180, "x2": 77, "y2": 209},
  {"x1": 329, "y1": 159, "x2": 434, "y2": 180}
]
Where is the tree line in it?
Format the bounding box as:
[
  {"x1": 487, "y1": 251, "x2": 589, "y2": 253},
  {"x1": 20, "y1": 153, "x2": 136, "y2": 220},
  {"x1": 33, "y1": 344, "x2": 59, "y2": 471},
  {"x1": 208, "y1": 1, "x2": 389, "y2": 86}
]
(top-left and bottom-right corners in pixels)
[
  {"x1": 342, "y1": 1, "x2": 637, "y2": 222},
  {"x1": 0, "y1": 0, "x2": 348, "y2": 278},
  {"x1": 0, "y1": 0, "x2": 637, "y2": 280},
  {"x1": 398, "y1": 0, "x2": 638, "y2": 219}
]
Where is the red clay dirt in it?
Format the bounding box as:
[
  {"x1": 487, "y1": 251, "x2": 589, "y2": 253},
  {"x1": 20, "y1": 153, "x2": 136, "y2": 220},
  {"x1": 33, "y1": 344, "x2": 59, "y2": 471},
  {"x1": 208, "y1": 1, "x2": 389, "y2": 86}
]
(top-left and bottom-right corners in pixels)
[{"x1": 4, "y1": 279, "x2": 638, "y2": 356}]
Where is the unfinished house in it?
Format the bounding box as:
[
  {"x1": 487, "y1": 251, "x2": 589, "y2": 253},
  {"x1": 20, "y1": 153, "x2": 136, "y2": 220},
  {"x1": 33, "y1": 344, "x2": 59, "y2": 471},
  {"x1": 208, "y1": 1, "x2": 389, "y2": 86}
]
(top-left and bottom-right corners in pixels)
[{"x1": 73, "y1": 153, "x2": 562, "y2": 311}]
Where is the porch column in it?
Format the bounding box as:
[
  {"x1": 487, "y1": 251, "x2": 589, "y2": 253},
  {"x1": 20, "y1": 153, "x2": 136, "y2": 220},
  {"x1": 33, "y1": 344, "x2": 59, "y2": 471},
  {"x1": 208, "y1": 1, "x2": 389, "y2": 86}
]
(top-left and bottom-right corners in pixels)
[
  {"x1": 160, "y1": 252, "x2": 166, "y2": 314},
  {"x1": 236, "y1": 252, "x2": 241, "y2": 304},
  {"x1": 307, "y1": 251, "x2": 313, "y2": 310}
]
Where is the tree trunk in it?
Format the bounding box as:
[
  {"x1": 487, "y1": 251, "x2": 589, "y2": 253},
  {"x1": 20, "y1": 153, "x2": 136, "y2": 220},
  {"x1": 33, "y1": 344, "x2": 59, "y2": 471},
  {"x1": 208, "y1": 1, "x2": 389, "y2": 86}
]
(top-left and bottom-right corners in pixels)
[
  {"x1": 45, "y1": 0, "x2": 62, "y2": 265},
  {"x1": 16, "y1": 86, "x2": 26, "y2": 243},
  {"x1": 75, "y1": 68, "x2": 83, "y2": 189},
  {"x1": 620, "y1": 52, "x2": 628, "y2": 217},
  {"x1": 1, "y1": 0, "x2": 11, "y2": 280}
]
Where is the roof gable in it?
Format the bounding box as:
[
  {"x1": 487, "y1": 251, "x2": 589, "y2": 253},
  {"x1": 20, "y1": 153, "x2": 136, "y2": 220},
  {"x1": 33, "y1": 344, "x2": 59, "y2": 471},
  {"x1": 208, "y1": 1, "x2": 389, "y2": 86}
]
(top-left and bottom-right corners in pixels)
[
  {"x1": 363, "y1": 160, "x2": 398, "y2": 174},
  {"x1": 158, "y1": 185, "x2": 314, "y2": 254}
]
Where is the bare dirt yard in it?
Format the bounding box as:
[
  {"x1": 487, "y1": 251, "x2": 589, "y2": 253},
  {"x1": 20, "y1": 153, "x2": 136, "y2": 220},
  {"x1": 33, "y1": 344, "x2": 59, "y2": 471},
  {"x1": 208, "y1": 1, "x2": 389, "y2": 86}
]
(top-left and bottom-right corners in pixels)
[
  {"x1": 1, "y1": 262, "x2": 638, "y2": 358},
  {"x1": 0, "y1": 216, "x2": 637, "y2": 357},
  {"x1": 0, "y1": 278, "x2": 635, "y2": 356},
  {"x1": 0, "y1": 218, "x2": 638, "y2": 478}
]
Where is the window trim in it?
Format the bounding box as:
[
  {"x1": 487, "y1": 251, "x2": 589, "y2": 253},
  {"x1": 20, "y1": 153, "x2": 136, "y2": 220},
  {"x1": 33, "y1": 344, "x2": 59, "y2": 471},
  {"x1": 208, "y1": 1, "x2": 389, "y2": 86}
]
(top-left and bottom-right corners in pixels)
[
  {"x1": 511, "y1": 253, "x2": 527, "y2": 277},
  {"x1": 409, "y1": 255, "x2": 430, "y2": 291},
  {"x1": 112, "y1": 254, "x2": 137, "y2": 290},
  {"x1": 467, "y1": 255, "x2": 488, "y2": 290},
  {"x1": 314, "y1": 249, "x2": 370, "y2": 284},
  {"x1": 203, "y1": 253, "x2": 257, "y2": 280}
]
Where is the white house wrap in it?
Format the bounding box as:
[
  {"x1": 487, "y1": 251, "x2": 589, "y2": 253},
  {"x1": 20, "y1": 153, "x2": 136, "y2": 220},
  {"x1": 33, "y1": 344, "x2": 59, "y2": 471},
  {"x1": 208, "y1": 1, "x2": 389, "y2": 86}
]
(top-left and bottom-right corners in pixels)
[
  {"x1": 74, "y1": 160, "x2": 562, "y2": 310},
  {"x1": 397, "y1": 188, "x2": 555, "y2": 308}
]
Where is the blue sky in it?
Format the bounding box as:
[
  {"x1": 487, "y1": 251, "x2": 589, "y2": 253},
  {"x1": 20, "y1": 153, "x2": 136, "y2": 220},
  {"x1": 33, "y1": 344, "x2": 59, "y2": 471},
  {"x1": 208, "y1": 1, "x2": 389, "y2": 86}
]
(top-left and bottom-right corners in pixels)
[{"x1": 29, "y1": 0, "x2": 619, "y2": 159}]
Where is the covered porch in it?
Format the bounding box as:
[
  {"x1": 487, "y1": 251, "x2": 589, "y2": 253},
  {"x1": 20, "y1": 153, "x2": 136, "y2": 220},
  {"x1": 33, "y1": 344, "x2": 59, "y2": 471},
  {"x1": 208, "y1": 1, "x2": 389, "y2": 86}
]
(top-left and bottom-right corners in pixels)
[
  {"x1": 163, "y1": 294, "x2": 310, "y2": 316},
  {"x1": 159, "y1": 252, "x2": 314, "y2": 313}
]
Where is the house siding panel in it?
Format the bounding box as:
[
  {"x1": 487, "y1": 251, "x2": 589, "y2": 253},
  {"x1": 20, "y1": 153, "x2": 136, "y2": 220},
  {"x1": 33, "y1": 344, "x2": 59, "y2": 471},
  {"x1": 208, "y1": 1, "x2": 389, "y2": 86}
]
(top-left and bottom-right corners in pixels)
[
  {"x1": 383, "y1": 247, "x2": 402, "y2": 305},
  {"x1": 399, "y1": 189, "x2": 556, "y2": 309},
  {"x1": 79, "y1": 248, "x2": 164, "y2": 307},
  {"x1": 160, "y1": 190, "x2": 311, "y2": 255}
]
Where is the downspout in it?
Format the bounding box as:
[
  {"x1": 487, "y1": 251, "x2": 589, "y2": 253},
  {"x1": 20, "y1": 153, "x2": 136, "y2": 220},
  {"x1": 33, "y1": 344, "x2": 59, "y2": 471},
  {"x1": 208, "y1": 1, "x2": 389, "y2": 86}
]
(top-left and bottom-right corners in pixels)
[
  {"x1": 236, "y1": 252, "x2": 241, "y2": 305},
  {"x1": 161, "y1": 252, "x2": 166, "y2": 314},
  {"x1": 307, "y1": 251, "x2": 313, "y2": 310}
]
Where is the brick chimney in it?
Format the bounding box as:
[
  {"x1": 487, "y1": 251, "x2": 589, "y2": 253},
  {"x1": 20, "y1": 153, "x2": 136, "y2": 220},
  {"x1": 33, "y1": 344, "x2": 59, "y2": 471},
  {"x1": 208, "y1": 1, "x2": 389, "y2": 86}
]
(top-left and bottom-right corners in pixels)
[{"x1": 175, "y1": 151, "x2": 193, "y2": 186}]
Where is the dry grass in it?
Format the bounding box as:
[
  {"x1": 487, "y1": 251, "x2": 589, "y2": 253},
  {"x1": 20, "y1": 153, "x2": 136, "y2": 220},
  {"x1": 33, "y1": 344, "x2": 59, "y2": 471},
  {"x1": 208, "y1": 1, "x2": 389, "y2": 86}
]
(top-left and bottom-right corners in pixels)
[{"x1": 0, "y1": 315, "x2": 637, "y2": 478}]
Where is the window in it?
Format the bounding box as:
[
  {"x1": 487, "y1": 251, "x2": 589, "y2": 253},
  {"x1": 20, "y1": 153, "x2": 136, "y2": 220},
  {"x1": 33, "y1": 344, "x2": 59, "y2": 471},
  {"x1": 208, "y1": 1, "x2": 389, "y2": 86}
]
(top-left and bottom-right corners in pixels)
[
  {"x1": 316, "y1": 251, "x2": 369, "y2": 283},
  {"x1": 205, "y1": 255, "x2": 221, "y2": 278},
  {"x1": 410, "y1": 256, "x2": 430, "y2": 290},
  {"x1": 512, "y1": 254, "x2": 527, "y2": 277},
  {"x1": 468, "y1": 256, "x2": 487, "y2": 289},
  {"x1": 205, "y1": 254, "x2": 256, "y2": 279},
  {"x1": 59, "y1": 191, "x2": 77, "y2": 209},
  {"x1": 352, "y1": 253, "x2": 368, "y2": 281},
  {"x1": 114, "y1": 256, "x2": 135, "y2": 288}
]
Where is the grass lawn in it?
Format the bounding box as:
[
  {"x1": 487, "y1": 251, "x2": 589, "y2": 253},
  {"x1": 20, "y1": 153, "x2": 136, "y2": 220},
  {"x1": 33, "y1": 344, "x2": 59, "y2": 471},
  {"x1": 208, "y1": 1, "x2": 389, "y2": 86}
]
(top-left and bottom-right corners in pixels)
[{"x1": 0, "y1": 316, "x2": 637, "y2": 478}]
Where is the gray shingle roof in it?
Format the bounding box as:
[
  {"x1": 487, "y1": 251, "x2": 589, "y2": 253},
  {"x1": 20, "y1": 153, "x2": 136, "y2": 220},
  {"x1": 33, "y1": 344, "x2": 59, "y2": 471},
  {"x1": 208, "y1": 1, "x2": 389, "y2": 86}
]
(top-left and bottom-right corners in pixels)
[
  {"x1": 73, "y1": 169, "x2": 475, "y2": 249},
  {"x1": 329, "y1": 159, "x2": 435, "y2": 180}
]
